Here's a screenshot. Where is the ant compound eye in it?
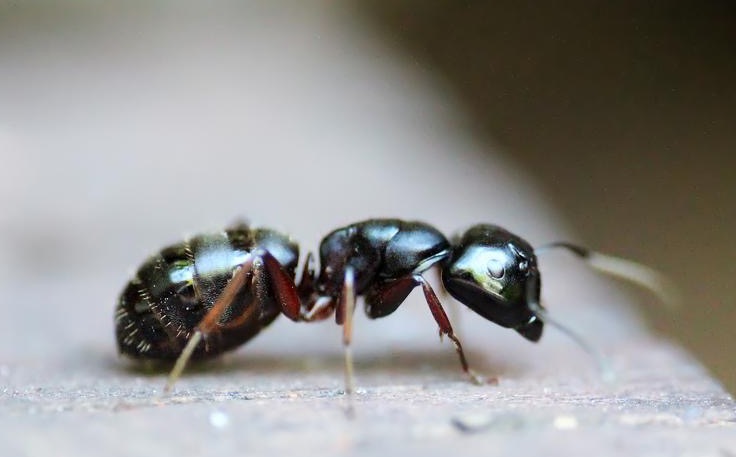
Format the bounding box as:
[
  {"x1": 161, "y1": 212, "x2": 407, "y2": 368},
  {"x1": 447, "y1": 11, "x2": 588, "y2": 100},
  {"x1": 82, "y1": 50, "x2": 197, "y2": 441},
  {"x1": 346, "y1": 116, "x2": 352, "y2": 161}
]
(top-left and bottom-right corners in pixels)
[
  {"x1": 519, "y1": 260, "x2": 528, "y2": 271},
  {"x1": 487, "y1": 258, "x2": 505, "y2": 279}
]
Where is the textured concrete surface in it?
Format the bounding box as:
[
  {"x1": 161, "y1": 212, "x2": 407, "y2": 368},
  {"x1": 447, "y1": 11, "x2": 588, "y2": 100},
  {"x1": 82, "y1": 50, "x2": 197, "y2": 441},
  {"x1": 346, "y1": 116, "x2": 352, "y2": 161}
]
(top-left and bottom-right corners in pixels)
[
  {"x1": 0, "y1": 3, "x2": 733, "y2": 457},
  {"x1": 2, "y1": 325, "x2": 734, "y2": 456}
]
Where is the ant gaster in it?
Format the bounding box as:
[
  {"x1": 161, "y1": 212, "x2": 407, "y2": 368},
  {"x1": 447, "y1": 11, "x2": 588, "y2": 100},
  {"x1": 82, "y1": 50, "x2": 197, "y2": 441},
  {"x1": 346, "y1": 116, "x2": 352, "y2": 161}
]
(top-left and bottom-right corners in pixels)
[{"x1": 115, "y1": 219, "x2": 673, "y2": 401}]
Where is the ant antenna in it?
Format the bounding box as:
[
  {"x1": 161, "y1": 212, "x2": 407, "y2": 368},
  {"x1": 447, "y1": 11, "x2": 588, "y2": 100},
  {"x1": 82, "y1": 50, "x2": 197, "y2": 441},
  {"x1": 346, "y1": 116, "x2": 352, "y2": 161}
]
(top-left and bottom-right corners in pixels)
[
  {"x1": 535, "y1": 242, "x2": 679, "y2": 308},
  {"x1": 527, "y1": 294, "x2": 615, "y2": 382}
]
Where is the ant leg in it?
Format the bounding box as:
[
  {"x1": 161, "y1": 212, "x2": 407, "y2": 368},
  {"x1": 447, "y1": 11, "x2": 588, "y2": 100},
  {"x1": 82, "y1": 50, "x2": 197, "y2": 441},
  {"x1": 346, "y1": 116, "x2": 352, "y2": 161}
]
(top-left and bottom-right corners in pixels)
[
  {"x1": 257, "y1": 250, "x2": 302, "y2": 321},
  {"x1": 365, "y1": 276, "x2": 419, "y2": 319},
  {"x1": 222, "y1": 251, "x2": 302, "y2": 328},
  {"x1": 297, "y1": 252, "x2": 316, "y2": 300},
  {"x1": 414, "y1": 275, "x2": 490, "y2": 385},
  {"x1": 165, "y1": 250, "x2": 301, "y2": 392},
  {"x1": 164, "y1": 254, "x2": 256, "y2": 392},
  {"x1": 337, "y1": 267, "x2": 357, "y2": 416},
  {"x1": 363, "y1": 276, "x2": 418, "y2": 318},
  {"x1": 296, "y1": 253, "x2": 337, "y2": 322},
  {"x1": 301, "y1": 296, "x2": 335, "y2": 321},
  {"x1": 364, "y1": 275, "x2": 492, "y2": 385}
]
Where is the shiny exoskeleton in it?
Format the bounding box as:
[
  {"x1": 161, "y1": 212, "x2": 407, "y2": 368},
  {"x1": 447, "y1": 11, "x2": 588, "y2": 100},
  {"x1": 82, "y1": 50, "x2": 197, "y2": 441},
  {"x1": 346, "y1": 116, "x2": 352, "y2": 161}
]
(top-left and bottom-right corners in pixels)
[
  {"x1": 116, "y1": 218, "x2": 671, "y2": 399},
  {"x1": 442, "y1": 224, "x2": 544, "y2": 342},
  {"x1": 115, "y1": 223, "x2": 299, "y2": 360}
]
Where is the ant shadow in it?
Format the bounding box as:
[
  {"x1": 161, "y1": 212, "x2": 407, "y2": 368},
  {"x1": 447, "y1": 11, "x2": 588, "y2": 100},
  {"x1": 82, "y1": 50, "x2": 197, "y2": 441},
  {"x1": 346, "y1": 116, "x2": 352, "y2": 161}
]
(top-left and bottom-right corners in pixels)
[{"x1": 107, "y1": 346, "x2": 522, "y2": 382}]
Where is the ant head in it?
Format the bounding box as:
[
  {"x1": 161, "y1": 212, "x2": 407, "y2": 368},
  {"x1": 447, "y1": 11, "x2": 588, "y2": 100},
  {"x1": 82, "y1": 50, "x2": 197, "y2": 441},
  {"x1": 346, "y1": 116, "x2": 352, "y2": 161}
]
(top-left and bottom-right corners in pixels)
[{"x1": 441, "y1": 224, "x2": 543, "y2": 342}]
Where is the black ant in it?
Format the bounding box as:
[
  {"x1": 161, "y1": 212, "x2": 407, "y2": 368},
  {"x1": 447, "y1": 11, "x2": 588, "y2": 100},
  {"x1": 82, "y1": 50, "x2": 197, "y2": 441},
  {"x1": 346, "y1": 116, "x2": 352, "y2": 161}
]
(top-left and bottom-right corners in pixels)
[{"x1": 116, "y1": 219, "x2": 673, "y2": 405}]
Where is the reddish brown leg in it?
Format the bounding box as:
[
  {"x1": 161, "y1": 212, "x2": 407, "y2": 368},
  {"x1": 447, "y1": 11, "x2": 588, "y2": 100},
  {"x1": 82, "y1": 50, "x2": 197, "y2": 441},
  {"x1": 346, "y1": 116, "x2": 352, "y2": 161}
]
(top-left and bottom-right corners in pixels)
[
  {"x1": 415, "y1": 275, "x2": 492, "y2": 385},
  {"x1": 364, "y1": 276, "x2": 419, "y2": 319},
  {"x1": 164, "y1": 249, "x2": 301, "y2": 392},
  {"x1": 196, "y1": 250, "x2": 300, "y2": 333},
  {"x1": 300, "y1": 296, "x2": 335, "y2": 322},
  {"x1": 259, "y1": 250, "x2": 301, "y2": 322},
  {"x1": 363, "y1": 274, "x2": 492, "y2": 385},
  {"x1": 195, "y1": 258, "x2": 255, "y2": 335}
]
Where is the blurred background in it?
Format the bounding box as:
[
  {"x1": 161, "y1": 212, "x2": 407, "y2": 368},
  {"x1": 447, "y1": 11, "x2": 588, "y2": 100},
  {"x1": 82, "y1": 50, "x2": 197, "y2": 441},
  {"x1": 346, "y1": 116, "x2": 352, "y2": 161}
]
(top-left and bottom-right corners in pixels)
[
  {"x1": 354, "y1": 1, "x2": 736, "y2": 390},
  {"x1": 0, "y1": 1, "x2": 733, "y2": 394}
]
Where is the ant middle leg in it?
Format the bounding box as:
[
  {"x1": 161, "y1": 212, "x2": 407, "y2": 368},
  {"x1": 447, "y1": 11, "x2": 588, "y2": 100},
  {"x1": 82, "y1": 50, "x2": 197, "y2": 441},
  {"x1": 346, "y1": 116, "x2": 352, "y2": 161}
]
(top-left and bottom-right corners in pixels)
[{"x1": 335, "y1": 267, "x2": 357, "y2": 417}]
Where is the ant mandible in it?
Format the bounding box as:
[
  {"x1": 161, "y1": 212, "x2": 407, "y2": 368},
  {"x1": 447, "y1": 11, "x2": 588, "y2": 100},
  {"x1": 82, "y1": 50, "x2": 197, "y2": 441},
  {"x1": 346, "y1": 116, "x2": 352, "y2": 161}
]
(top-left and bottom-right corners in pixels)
[{"x1": 115, "y1": 219, "x2": 673, "y2": 401}]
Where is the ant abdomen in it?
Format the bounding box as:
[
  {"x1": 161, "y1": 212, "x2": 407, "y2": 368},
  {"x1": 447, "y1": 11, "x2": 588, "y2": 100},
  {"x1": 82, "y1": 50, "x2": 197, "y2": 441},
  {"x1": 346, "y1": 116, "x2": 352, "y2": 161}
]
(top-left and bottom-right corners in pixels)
[{"x1": 115, "y1": 223, "x2": 298, "y2": 361}]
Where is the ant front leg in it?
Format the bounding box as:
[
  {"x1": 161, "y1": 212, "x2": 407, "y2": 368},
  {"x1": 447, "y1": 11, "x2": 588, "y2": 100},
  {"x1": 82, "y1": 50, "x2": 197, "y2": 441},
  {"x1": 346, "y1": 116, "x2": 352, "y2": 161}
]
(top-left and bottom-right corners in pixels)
[
  {"x1": 417, "y1": 276, "x2": 491, "y2": 385},
  {"x1": 365, "y1": 275, "x2": 491, "y2": 385},
  {"x1": 164, "y1": 250, "x2": 301, "y2": 392}
]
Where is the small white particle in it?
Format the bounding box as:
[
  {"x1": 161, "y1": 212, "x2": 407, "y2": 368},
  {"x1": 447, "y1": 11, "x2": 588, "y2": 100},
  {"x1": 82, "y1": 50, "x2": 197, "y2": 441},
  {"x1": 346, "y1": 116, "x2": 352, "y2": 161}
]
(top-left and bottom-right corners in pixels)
[
  {"x1": 553, "y1": 415, "x2": 579, "y2": 430},
  {"x1": 209, "y1": 410, "x2": 230, "y2": 429}
]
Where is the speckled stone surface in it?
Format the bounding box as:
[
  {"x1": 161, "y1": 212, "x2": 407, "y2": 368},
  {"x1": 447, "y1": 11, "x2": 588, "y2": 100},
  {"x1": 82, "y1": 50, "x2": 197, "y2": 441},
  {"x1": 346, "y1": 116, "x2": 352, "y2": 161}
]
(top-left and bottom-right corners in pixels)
[{"x1": 2, "y1": 330, "x2": 734, "y2": 457}]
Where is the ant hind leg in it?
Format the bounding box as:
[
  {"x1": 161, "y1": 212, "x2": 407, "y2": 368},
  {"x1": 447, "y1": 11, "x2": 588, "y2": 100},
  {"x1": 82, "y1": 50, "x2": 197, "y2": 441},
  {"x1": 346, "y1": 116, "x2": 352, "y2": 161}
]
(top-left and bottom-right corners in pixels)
[{"x1": 164, "y1": 250, "x2": 302, "y2": 393}]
